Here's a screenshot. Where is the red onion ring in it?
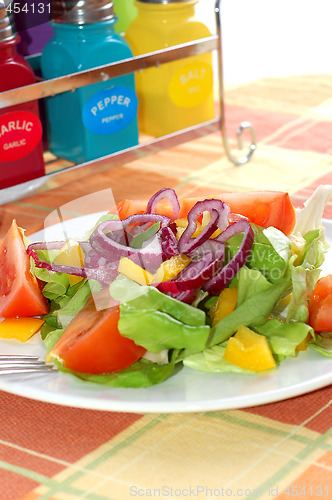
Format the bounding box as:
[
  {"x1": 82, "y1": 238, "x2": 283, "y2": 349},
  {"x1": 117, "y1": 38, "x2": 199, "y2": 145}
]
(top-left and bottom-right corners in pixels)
[
  {"x1": 160, "y1": 226, "x2": 180, "y2": 259},
  {"x1": 157, "y1": 240, "x2": 224, "y2": 293},
  {"x1": 178, "y1": 199, "x2": 230, "y2": 254},
  {"x1": 204, "y1": 220, "x2": 254, "y2": 295},
  {"x1": 27, "y1": 246, "x2": 118, "y2": 285},
  {"x1": 89, "y1": 213, "x2": 171, "y2": 263},
  {"x1": 146, "y1": 188, "x2": 180, "y2": 220}
]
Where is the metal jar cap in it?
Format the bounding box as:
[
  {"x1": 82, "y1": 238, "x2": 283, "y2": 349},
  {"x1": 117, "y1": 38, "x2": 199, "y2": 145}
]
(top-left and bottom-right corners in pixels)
[
  {"x1": 51, "y1": 0, "x2": 116, "y2": 25},
  {"x1": 0, "y1": 6, "x2": 16, "y2": 42}
]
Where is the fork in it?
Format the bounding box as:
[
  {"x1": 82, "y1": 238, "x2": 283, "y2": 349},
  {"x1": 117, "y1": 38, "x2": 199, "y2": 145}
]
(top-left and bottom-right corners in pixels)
[{"x1": 0, "y1": 355, "x2": 57, "y2": 375}]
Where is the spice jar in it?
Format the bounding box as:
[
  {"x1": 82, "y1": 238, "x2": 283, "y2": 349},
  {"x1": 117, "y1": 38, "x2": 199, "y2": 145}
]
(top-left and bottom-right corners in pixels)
[
  {"x1": 126, "y1": 0, "x2": 214, "y2": 137},
  {"x1": 41, "y1": 0, "x2": 139, "y2": 163}
]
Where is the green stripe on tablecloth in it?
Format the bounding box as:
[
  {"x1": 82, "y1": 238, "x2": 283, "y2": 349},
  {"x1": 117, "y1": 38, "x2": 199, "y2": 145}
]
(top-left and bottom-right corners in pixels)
[
  {"x1": 37, "y1": 414, "x2": 169, "y2": 500},
  {"x1": 207, "y1": 412, "x2": 332, "y2": 448},
  {"x1": 246, "y1": 426, "x2": 332, "y2": 499},
  {"x1": 208, "y1": 406, "x2": 331, "y2": 499},
  {"x1": 0, "y1": 459, "x2": 56, "y2": 488},
  {"x1": 0, "y1": 459, "x2": 111, "y2": 500},
  {"x1": 14, "y1": 202, "x2": 57, "y2": 212}
]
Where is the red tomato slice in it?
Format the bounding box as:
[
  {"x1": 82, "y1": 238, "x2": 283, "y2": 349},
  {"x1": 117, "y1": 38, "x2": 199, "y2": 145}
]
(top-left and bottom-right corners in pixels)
[
  {"x1": 49, "y1": 298, "x2": 146, "y2": 374},
  {"x1": 178, "y1": 191, "x2": 296, "y2": 235},
  {"x1": 309, "y1": 275, "x2": 332, "y2": 332},
  {"x1": 0, "y1": 220, "x2": 49, "y2": 318}
]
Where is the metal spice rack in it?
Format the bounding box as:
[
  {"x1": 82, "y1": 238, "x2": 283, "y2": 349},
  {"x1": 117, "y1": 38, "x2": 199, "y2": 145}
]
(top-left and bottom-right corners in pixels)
[{"x1": 0, "y1": 0, "x2": 256, "y2": 193}]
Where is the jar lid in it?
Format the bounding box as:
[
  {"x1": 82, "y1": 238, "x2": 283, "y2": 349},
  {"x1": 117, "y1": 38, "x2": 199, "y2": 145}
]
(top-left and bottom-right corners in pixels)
[
  {"x1": 0, "y1": 7, "x2": 16, "y2": 42},
  {"x1": 51, "y1": 0, "x2": 116, "y2": 25}
]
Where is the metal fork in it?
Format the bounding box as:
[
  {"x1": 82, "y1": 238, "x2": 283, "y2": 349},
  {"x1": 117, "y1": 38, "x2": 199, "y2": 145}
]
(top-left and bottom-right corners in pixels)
[{"x1": 0, "y1": 355, "x2": 57, "y2": 375}]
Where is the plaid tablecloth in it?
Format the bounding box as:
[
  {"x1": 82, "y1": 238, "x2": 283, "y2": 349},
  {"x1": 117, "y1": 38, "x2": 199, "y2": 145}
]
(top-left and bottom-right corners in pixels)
[{"x1": 0, "y1": 74, "x2": 331, "y2": 500}]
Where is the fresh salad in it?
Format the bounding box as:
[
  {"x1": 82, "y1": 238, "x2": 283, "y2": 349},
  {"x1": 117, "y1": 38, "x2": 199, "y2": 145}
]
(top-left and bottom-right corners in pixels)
[{"x1": 0, "y1": 186, "x2": 332, "y2": 388}]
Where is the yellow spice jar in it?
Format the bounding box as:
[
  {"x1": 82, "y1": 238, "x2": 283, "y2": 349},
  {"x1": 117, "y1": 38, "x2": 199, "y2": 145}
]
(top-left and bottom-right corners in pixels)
[{"x1": 125, "y1": 0, "x2": 215, "y2": 137}]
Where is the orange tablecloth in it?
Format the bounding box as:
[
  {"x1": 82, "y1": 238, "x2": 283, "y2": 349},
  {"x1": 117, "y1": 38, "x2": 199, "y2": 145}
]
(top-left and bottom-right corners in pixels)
[{"x1": 0, "y1": 74, "x2": 331, "y2": 500}]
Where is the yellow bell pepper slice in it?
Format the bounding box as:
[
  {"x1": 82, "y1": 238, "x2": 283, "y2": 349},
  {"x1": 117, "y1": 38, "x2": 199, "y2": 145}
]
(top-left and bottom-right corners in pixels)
[
  {"x1": 0, "y1": 318, "x2": 44, "y2": 342},
  {"x1": 118, "y1": 257, "x2": 155, "y2": 285},
  {"x1": 152, "y1": 254, "x2": 191, "y2": 284},
  {"x1": 209, "y1": 287, "x2": 238, "y2": 326},
  {"x1": 223, "y1": 325, "x2": 276, "y2": 371},
  {"x1": 53, "y1": 238, "x2": 85, "y2": 286},
  {"x1": 201, "y1": 211, "x2": 222, "y2": 238},
  {"x1": 175, "y1": 218, "x2": 202, "y2": 240}
]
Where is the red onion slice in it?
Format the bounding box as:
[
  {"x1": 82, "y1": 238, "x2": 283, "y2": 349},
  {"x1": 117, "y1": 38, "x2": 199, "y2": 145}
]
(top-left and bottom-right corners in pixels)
[
  {"x1": 146, "y1": 188, "x2": 180, "y2": 220},
  {"x1": 157, "y1": 241, "x2": 224, "y2": 293},
  {"x1": 27, "y1": 246, "x2": 118, "y2": 285},
  {"x1": 89, "y1": 213, "x2": 170, "y2": 263},
  {"x1": 160, "y1": 226, "x2": 180, "y2": 260},
  {"x1": 178, "y1": 199, "x2": 230, "y2": 254},
  {"x1": 168, "y1": 289, "x2": 199, "y2": 305},
  {"x1": 204, "y1": 220, "x2": 254, "y2": 295}
]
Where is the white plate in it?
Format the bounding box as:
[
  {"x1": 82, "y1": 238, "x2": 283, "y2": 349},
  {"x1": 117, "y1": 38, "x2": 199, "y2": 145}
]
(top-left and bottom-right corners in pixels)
[{"x1": 0, "y1": 214, "x2": 331, "y2": 414}]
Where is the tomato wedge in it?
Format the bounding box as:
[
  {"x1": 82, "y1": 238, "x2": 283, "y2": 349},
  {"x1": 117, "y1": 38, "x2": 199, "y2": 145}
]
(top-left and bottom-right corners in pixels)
[
  {"x1": 309, "y1": 275, "x2": 332, "y2": 332},
  {"x1": 0, "y1": 220, "x2": 49, "y2": 318},
  {"x1": 112, "y1": 191, "x2": 296, "y2": 235},
  {"x1": 178, "y1": 191, "x2": 296, "y2": 235},
  {"x1": 49, "y1": 297, "x2": 146, "y2": 374}
]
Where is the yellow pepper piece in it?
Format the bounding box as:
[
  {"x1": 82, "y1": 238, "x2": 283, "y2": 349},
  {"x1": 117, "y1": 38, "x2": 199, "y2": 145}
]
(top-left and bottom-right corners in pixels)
[
  {"x1": 209, "y1": 287, "x2": 238, "y2": 326},
  {"x1": 53, "y1": 238, "x2": 85, "y2": 286},
  {"x1": 152, "y1": 253, "x2": 191, "y2": 284},
  {"x1": 118, "y1": 257, "x2": 154, "y2": 285},
  {"x1": 175, "y1": 218, "x2": 202, "y2": 240},
  {"x1": 0, "y1": 318, "x2": 44, "y2": 342},
  {"x1": 201, "y1": 211, "x2": 222, "y2": 238},
  {"x1": 223, "y1": 325, "x2": 276, "y2": 371}
]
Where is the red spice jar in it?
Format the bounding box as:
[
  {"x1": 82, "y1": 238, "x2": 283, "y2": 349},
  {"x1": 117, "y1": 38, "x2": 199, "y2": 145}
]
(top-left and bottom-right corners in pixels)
[{"x1": 0, "y1": 8, "x2": 45, "y2": 190}]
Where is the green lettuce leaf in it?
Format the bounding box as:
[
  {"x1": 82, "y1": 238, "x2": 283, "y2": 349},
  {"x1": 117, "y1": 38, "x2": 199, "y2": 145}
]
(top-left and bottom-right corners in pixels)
[
  {"x1": 308, "y1": 333, "x2": 332, "y2": 358},
  {"x1": 184, "y1": 344, "x2": 255, "y2": 374},
  {"x1": 43, "y1": 328, "x2": 65, "y2": 353},
  {"x1": 207, "y1": 270, "x2": 291, "y2": 348},
  {"x1": 130, "y1": 222, "x2": 161, "y2": 249},
  {"x1": 110, "y1": 275, "x2": 206, "y2": 326},
  {"x1": 54, "y1": 281, "x2": 92, "y2": 328},
  {"x1": 51, "y1": 350, "x2": 180, "y2": 388},
  {"x1": 287, "y1": 226, "x2": 328, "y2": 322},
  {"x1": 255, "y1": 319, "x2": 313, "y2": 357},
  {"x1": 227, "y1": 228, "x2": 289, "y2": 284},
  {"x1": 118, "y1": 308, "x2": 210, "y2": 353}
]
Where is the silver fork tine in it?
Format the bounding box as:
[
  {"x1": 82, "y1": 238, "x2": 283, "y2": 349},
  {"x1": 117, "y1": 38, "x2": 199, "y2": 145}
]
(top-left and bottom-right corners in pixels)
[
  {"x1": 0, "y1": 355, "x2": 57, "y2": 374},
  {"x1": 0, "y1": 367, "x2": 56, "y2": 375},
  {"x1": 0, "y1": 355, "x2": 40, "y2": 360}
]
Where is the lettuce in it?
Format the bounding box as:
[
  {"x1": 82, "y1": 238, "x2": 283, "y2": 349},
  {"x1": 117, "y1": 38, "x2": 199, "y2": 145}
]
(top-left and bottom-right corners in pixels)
[
  {"x1": 184, "y1": 344, "x2": 255, "y2": 374},
  {"x1": 207, "y1": 268, "x2": 291, "y2": 348},
  {"x1": 287, "y1": 226, "x2": 328, "y2": 323},
  {"x1": 51, "y1": 350, "x2": 180, "y2": 388},
  {"x1": 255, "y1": 319, "x2": 313, "y2": 358},
  {"x1": 110, "y1": 274, "x2": 206, "y2": 326}
]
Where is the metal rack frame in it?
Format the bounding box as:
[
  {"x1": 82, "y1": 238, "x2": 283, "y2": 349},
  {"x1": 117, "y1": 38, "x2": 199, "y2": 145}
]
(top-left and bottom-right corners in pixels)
[{"x1": 0, "y1": 0, "x2": 256, "y2": 184}]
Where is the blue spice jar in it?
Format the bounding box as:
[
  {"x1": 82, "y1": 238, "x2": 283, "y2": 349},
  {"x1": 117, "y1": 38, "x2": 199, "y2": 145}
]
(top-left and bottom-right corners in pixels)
[{"x1": 41, "y1": 0, "x2": 138, "y2": 163}]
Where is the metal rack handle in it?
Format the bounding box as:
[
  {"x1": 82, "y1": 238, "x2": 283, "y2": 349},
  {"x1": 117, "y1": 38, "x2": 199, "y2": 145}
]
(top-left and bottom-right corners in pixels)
[{"x1": 215, "y1": 0, "x2": 256, "y2": 165}]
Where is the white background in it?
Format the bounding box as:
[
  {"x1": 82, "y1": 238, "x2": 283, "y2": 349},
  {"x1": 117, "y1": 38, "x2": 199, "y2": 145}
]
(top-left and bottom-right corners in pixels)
[{"x1": 196, "y1": 0, "x2": 332, "y2": 88}]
